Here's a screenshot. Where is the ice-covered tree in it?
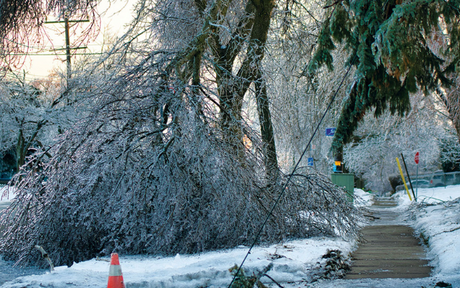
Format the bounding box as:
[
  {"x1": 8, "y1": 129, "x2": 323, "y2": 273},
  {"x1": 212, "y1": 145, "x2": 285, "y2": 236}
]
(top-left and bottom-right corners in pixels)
[
  {"x1": 261, "y1": 1, "x2": 348, "y2": 173},
  {"x1": 0, "y1": 0, "x2": 361, "y2": 267},
  {"x1": 0, "y1": 74, "x2": 69, "y2": 175},
  {"x1": 344, "y1": 91, "x2": 453, "y2": 192}
]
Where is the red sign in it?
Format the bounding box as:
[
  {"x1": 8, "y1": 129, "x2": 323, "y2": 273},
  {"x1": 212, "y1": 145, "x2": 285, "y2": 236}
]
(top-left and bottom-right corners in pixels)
[{"x1": 414, "y1": 152, "x2": 420, "y2": 164}]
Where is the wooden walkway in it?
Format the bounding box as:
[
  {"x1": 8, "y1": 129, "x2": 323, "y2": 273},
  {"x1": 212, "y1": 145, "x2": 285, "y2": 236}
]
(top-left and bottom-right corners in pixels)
[{"x1": 346, "y1": 197, "x2": 431, "y2": 279}]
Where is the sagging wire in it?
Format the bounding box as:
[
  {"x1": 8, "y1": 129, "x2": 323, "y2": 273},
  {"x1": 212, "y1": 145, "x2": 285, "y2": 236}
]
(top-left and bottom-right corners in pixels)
[{"x1": 228, "y1": 54, "x2": 357, "y2": 287}]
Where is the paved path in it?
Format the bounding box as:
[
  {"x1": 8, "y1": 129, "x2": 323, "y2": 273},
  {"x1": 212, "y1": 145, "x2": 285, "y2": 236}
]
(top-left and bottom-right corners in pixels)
[{"x1": 346, "y1": 197, "x2": 431, "y2": 279}]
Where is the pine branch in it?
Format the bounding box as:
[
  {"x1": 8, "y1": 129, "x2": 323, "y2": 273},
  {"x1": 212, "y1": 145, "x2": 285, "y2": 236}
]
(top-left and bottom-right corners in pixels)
[{"x1": 323, "y1": 0, "x2": 343, "y2": 9}]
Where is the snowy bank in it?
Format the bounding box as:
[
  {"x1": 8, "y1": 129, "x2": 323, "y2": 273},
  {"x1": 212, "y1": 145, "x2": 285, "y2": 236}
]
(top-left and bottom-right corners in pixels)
[
  {"x1": 411, "y1": 198, "x2": 460, "y2": 276},
  {"x1": 2, "y1": 237, "x2": 354, "y2": 287},
  {"x1": 393, "y1": 186, "x2": 460, "y2": 285},
  {"x1": 353, "y1": 189, "x2": 373, "y2": 207},
  {"x1": 394, "y1": 185, "x2": 460, "y2": 206},
  {"x1": 398, "y1": 186, "x2": 460, "y2": 280}
]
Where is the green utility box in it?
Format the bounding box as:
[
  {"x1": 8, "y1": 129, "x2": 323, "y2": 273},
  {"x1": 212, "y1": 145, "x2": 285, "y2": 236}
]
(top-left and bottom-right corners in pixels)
[{"x1": 331, "y1": 173, "x2": 354, "y2": 203}]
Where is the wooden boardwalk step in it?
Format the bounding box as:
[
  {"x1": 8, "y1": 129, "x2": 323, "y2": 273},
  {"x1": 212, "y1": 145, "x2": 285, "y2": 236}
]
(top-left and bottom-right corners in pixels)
[{"x1": 345, "y1": 199, "x2": 431, "y2": 279}]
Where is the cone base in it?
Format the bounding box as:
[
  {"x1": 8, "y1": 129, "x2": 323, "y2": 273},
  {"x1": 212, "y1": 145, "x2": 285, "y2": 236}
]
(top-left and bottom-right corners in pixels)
[{"x1": 107, "y1": 275, "x2": 125, "y2": 288}]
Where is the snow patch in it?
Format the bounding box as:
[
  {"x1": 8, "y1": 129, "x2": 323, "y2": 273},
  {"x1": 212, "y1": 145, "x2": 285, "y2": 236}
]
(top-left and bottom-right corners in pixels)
[
  {"x1": 353, "y1": 189, "x2": 373, "y2": 207},
  {"x1": 0, "y1": 185, "x2": 15, "y2": 202}
]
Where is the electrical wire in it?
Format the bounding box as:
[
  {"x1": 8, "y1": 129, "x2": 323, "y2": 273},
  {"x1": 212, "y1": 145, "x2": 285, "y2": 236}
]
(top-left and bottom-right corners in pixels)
[
  {"x1": 9, "y1": 52, "x2": 118, "y2": 56},
  {"x1": 228, "y1": 55, "x2": 357, "y2": 287}
]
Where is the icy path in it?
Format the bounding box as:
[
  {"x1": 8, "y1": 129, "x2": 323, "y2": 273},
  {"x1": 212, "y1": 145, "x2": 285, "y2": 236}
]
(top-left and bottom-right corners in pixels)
[
  {"x1": 345, "y1": 197, "x2": 431, "y2": 279},
  {"x1": 304, "y1": 190, "x2": 460, "y2": 288}
]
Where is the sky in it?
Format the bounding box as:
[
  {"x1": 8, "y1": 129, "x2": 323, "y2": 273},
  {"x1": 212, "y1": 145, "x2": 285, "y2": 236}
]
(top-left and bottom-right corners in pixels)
[
  {"x1": 1, "y1": 186, "x2": 460, "y2": 287},
  {"x1": 18, "y1": 1, "x2": 134, "y2": 80}
]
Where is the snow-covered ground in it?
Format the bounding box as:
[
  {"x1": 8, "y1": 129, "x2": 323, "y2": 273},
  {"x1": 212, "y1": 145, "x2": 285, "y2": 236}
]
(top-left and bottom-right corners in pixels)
[
  {"x1": 0, "y1": 185, "x2": 15, "y2": 202},
  {"x1": 1, "y1": 186, "x2": 460, "y2": 287}
]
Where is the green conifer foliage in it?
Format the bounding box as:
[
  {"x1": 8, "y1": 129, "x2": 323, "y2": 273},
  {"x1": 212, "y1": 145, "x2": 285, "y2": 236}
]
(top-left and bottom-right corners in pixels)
[{"x1": 308, "y1": 0, "x2": 460, "y2": 154}]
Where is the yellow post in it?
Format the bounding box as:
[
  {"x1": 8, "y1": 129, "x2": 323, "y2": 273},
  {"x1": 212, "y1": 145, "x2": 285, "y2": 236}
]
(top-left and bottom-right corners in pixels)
[{"x1": 396, "y1": 157, "x2": 412, "y2": 201}]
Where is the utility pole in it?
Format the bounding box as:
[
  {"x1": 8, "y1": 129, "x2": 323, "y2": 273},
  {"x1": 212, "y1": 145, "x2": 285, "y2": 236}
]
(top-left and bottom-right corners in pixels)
[
  {"x1": 45, "y1": 14, "x2": 89, "y2": 86},
  {"x1": 64, "y1": 14, "x2": 71, "y2": 81}
]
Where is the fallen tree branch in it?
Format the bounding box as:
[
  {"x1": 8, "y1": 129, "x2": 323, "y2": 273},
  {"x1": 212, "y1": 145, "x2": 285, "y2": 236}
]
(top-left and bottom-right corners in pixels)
[
  {"x1": 34, "y1": 245, "x2": 54, "y2": 271},
  {"x1": 364, "y1": 214, "x2": 380, "y2": 220}
]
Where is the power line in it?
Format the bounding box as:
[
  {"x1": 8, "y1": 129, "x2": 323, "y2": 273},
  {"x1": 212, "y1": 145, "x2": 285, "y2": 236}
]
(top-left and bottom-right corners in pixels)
[
  {"x1": 44, "y1": 20, "x2": 90, "y2": 24},
  {"x1": 9, "y1": 52, "x2": 107, "y2": 56},
  {"x1": 3, "y1": 39, "x2": 41, "y2": 50},
  {"x1": 10, "y1": 51, "x2": 126, "y2": 56}
]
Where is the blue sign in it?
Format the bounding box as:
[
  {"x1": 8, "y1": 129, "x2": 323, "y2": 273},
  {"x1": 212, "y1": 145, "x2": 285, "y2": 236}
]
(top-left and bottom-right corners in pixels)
[
  {"x1": 307, "y1": 157, "x2": 314, "y2": 167},
  {"x1": 325, "y1": 128, "x2": 336, "y2": 137}
]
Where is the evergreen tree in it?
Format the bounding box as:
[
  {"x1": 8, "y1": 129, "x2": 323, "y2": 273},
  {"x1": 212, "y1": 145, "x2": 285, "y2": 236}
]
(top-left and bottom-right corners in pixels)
[{"x1": 308, "y1": 0, "x2": 460, "y2": 155}]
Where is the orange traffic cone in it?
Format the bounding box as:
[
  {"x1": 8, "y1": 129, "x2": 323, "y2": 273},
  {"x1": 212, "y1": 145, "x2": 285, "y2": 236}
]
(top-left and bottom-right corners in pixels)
[{"x1": 107, "y1": 253, "x2": 125, "y2": 288}]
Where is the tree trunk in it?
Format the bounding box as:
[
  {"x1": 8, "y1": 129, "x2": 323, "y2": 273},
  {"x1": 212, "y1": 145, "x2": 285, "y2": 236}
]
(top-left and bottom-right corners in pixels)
[
  {"x1": 217, "y1": 66, "x2": 246, "y2": 162},
  {"x1": 15, "y1": 120, "x2": 46, "y2": 172},
  {"x1": 255, "y1": 74, "x2": 279, "y2": 183},
  {"x1": 447, "y1": 87, "x2": 460, "y2": 144},
  {"x1": 16, "y1": 128, "x2": 25, "y2": 172},
  {"x1": 214, "y1": 0, "x2": 277, "y2": 176},
  {"x1": 177, "y1": 0, "x2": 279, "y2": 181},
  {"x1": 439, "y1": 79, "x2": 460, "y2": 144}
]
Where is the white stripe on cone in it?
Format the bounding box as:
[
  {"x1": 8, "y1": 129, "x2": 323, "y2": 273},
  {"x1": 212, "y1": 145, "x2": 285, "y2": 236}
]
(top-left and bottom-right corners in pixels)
[{"x1": 109, "y1": 264, "x2": 123, "y2": 276}]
